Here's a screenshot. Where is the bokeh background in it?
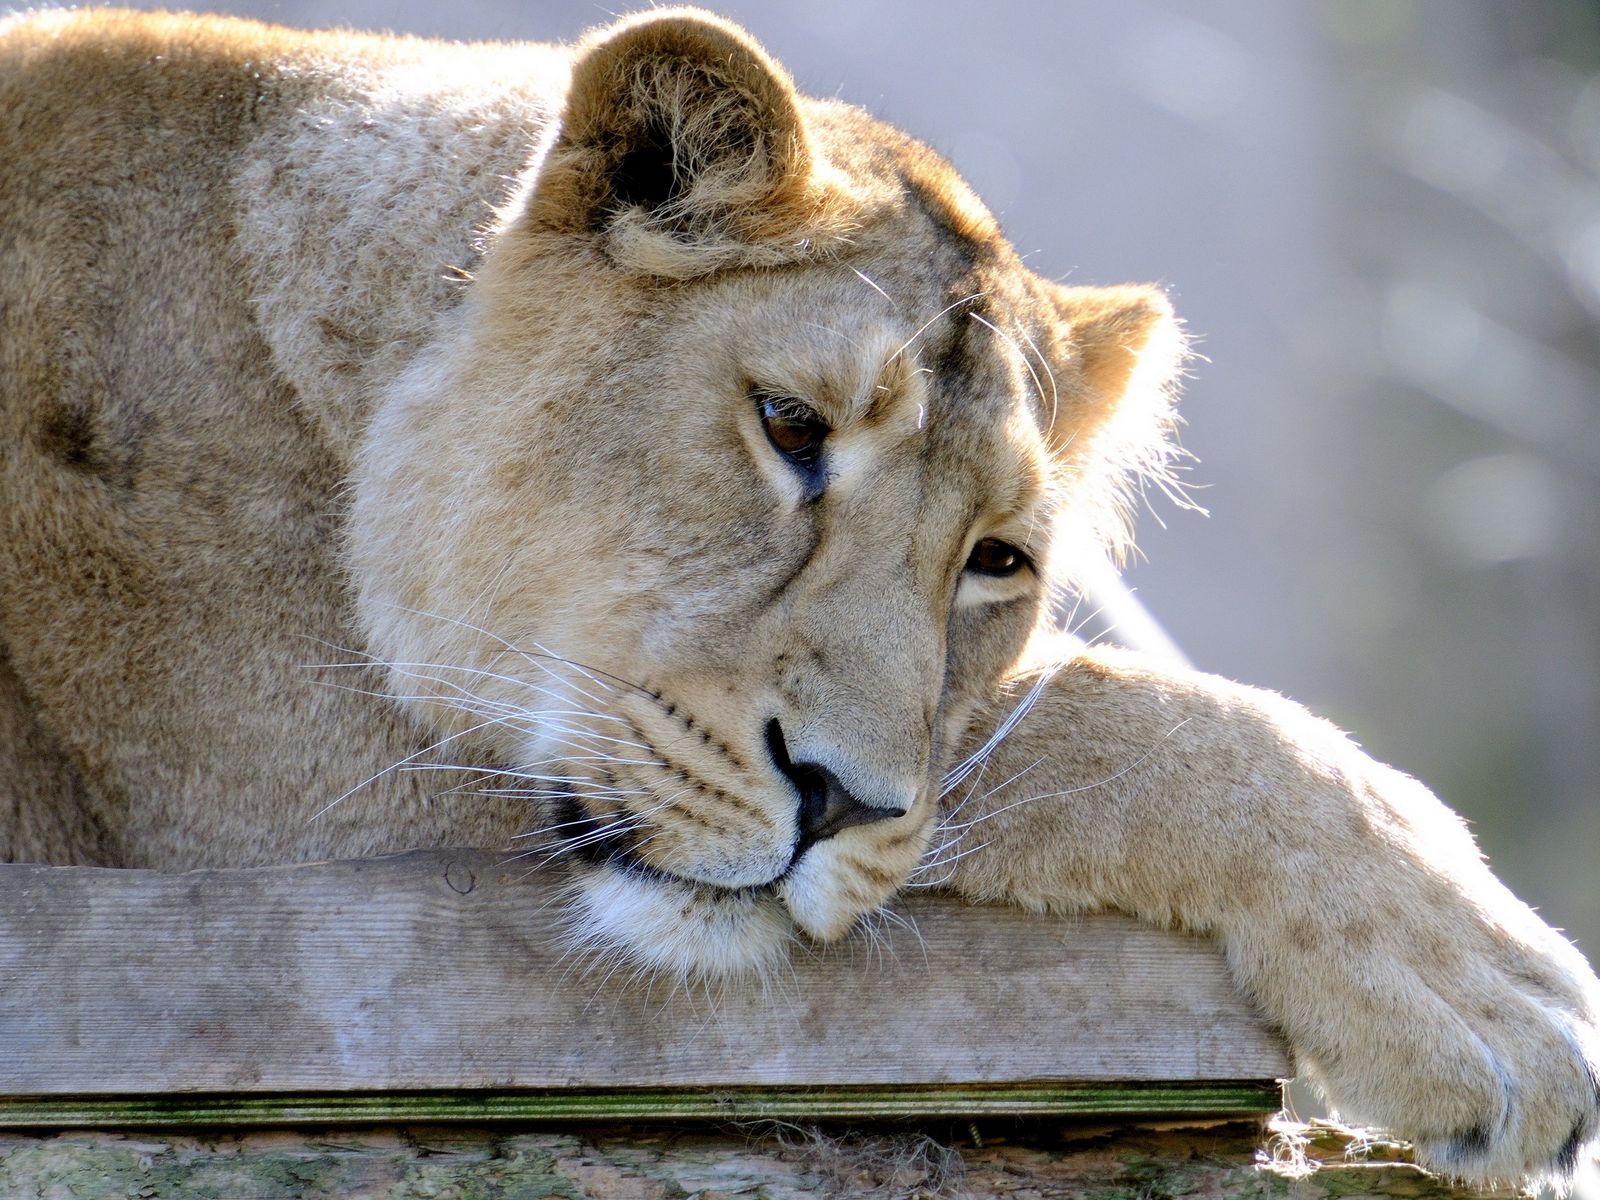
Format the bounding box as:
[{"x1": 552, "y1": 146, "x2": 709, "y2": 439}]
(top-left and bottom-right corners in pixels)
[{"x1": 103, "y1": 0, "x2": 1600, "y2": 1042}]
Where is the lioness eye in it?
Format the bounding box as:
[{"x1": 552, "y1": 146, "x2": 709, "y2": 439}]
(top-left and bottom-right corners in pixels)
[
  {"x1": 966, "y1": 538, "x2": 1029, "y2": 577},
  {"x1": 755, "y1": 392, "x2": 830, "y2": 471}
]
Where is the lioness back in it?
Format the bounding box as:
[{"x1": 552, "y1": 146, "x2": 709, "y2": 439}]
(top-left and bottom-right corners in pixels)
[{"x1": 0, "y1": 11, "x2": 558, "y2": 865}]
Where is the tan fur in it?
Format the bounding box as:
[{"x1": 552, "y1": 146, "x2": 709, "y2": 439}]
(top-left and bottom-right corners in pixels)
[{"x1": 0, "y1": 8, "x2": 1594, "y2": 1189}]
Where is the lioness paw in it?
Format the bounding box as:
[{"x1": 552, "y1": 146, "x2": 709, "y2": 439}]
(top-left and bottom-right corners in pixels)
[
  {"x1": 1414, "y1": 942, "x2": 1599, "y2": 1187},
  {"x1": 1282, "y1": 853, "x2": 1600, "y2": 1189},
  {"x1": 1398, "y1": 984, "x2": 1591, "y2": 1186}
]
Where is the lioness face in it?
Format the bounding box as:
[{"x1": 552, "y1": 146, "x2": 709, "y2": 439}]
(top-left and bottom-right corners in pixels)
[{"x1": 348, "y1": 11, "x2": 1180, "y2": 977}]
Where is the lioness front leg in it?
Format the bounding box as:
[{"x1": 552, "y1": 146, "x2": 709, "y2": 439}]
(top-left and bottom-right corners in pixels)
[{"x1": 939, "y1": 640, "x2": 1600, "y2": 1189}]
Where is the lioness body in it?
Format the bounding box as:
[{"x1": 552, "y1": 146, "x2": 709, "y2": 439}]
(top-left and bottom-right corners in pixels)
[{"x1": 1, "y1": 9, "x2": 1597, "y2": 1189}]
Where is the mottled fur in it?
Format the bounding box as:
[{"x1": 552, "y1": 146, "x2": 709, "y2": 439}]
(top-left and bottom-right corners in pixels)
[{"x1": 0, "y1": 8, "x2": 1595, "y2": 1189}]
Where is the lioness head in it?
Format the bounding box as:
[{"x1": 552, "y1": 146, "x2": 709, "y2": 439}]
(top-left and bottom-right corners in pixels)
[{"x1": 348, "y1": 9, "x2": 1182, "y2": 978}]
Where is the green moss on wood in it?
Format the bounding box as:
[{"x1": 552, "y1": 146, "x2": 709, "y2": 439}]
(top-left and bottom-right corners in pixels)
[
  {"x1": 0, "y1": 1122, "x2": 1526, "y2": 1200},
  {"x1": 0, "y1": 1134, "x2": 584, "y2": 1200},
  {"x1": 0, "y1": 1081, "x2": 1282, "y2": 1130}
]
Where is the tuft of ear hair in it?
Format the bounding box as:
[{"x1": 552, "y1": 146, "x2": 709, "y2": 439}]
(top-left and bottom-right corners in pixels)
[
  {"x1": 528, "y1": 8, "x2": 855, "y2": 278},
  {"x1": 1047, "y1": 284, "x2": 1192, "y2": 564}
]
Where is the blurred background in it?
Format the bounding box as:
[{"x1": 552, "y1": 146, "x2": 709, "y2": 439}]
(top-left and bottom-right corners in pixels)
[{"x1": 111, "y1": 0, "x2": 1599, "y2": 1046}]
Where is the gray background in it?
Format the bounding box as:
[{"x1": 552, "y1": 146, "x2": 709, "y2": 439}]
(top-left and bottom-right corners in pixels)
[{"x1": 93, "y1": 1, "x2": 1600, "y2": 988}]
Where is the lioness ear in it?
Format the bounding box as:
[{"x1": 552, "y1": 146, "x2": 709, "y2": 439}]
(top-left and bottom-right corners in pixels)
[
  {"x1": 1048, "y1": 284, "x2": 1188, "y2": 556},
  {"x1": 528, "y1": 8, "x2": 835, "y2": 277},
  {"x1": 1052, "y1": 284, "x2": 1183, "y2": 440}
]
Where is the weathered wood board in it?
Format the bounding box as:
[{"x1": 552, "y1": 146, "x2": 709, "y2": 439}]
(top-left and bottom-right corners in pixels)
[{"x1": 0, "y1": 850, "x2": 1288, "y2": 1121}]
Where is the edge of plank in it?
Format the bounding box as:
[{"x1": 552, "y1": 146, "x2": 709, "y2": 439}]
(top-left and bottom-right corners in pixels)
[{"x1": 0, "y1": 1081, "x2": 1286, "y2": 1128}]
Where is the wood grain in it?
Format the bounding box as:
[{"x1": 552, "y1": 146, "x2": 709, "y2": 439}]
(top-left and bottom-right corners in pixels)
[{"x1": 0, "y1": 851, "x2": 1289, "y2": 1101}]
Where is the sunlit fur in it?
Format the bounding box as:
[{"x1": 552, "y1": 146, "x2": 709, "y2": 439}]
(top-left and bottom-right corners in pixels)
[{"x1": 1, "y1": 8, "x2": 1596, "y2": 1190}]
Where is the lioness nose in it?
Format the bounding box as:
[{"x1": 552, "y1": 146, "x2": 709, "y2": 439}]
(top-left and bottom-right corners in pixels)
[
  {"x1": 793, "y1": 760, "x2": 903, "y2": 843},
  {"x1": 766, "y1": 720, "x2": 905, "y2": 851}
]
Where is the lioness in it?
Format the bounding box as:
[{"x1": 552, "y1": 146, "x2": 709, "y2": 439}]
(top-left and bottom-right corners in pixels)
[{"x1": 1, "y1": 7, "x2": 1595, "y2": 1189}]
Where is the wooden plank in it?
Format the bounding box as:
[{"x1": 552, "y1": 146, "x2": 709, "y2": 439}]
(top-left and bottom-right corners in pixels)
[{"x1": 0, "y1": 851, "x2": 1288, "y2": 1102}]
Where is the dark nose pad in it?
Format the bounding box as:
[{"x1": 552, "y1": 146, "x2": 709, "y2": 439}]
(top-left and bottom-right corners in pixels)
[{"x1": 766, "y1": 720, "x2": 903, "y2": 857}]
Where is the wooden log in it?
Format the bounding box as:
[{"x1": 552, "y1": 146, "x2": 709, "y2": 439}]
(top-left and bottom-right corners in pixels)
[
  {"x1": 0, "y1": 850, "x2": 1286, "y2": 1121},
  {"x1": 0, "y1": 1121, "x2": 1528, "y2": 1198}
]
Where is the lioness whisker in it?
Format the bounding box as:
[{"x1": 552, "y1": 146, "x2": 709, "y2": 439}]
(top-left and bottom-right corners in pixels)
[
  {"x1": 307, "y1": 656, "x2": 637, "y2": 744},
  {"x1": 937, "y1": 755, "x2": 1044, "y2": 827},
  {"x1": 363, "y1": 659, "x2": 627, "y2": 727},
  {"x1": 303, "y1": 633, "x2": 616, "y2": 698},
  {"x1": 379, "y1": 603, "x2": 653, "y2": 699},
  {"x1": 353, "y1": 686, "x2": 632, "y2": 742},
  {"x1": 1056, "y1": 589, "x2": 1087, "y2": 637},
  {"x1": 308, "y1": 659, "x2": 646, "y2": 820},
  {"x1": 313, "y1": 662, "x2": 635, "y2": 728},
  {"x1": 367, "y1": 680, "x2": 649, "y2": 754},
  {"x1": 380, "y1": 695, "x2": 651, "y2": 760},
  {"x1": 860, "y1": 903, "x2": 928, "y2": 968},
  {"x1": 940, "y1": 664, "x2": 1058, "y2": 795},
  {"x1": 516, "y1": 640, "x2": 622, "y2": 710},
  {"x1": 908, "y1": 837, "x2": 995, "y2": 886},
  {"x1": 517, "y1": 824, "x2": 636, "y2": 860},
  {"x1": 521, "y1": 791, "x2": 689, "y2": 864},
  {"x1": 476, "y1": 781, "x2": 649, "y2": 799},
  {"x1": 849, "y1": 266, "x2": 893, "y2": 305},
  {"x1": 916, "y1": 830, "x2": 968, "y2": 865},
  {"x1": 970, "y1": 311, "x2": 1049, "y2": 420},
  {"x1": 889, "y1": 289, "x2": 988, "y2": 363},
  {"x1": 799, "y1": 320, "x2": 865, "y2": 352},
  {"x1": 518, "y1": 823, "x2": 641, "y2": 866},
  {"x1": 305, "y1": 710, "x2": 512, "y2": 821},
  {"x1": 311, "y1": 614, "x2": 641, "y2": 727},
  {"x1": 506, "y1": 800, "x2": 654, "y2": 838},
  {"x1": 851, "y1": 911, "x2": 894, "y2": 972},
  {"x1": 941, "y1": 718, "x2": 1196, "y2": 838},
  {"x1": 520, "y1": 821, "x2": 644, "y2": 867},
  {"x1": 1014, "y1": 321, "x2": 1060, "y2": 434},
  {"x1": 465, "y1": 756, "x2": 638, "y2": 775},
  {"x1": 420, "y1": 758, "x2": 646, "y2": 783},
  {"x1": 425, "y1": 774, "x2": 649, "y2": 802}
]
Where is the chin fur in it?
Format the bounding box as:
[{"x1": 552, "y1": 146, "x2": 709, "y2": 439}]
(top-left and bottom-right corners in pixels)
[
  {"x1": 776, "y1": 850, "x2": 864, "y2": 942},
  {"x1": 778, "y1": 837, "x2": 913, "y2": 944},
  {"x1": 563, "y1": 861, "x2": 796, "y2": 983}
]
